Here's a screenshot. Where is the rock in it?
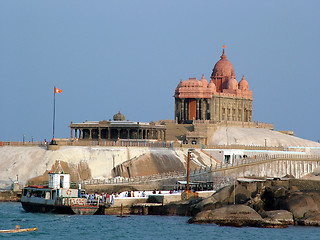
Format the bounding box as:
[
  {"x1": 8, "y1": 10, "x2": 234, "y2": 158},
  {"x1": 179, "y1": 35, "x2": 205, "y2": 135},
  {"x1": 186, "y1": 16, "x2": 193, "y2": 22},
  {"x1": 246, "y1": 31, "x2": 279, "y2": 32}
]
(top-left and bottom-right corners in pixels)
[
  {"x1": 189, "y1": 205, "x2": 263, "y2": 226},
  {"x1": 212, "y1": 185, "x2": 234, "y2": 204},
  {"x1": 261, "y1": 210, "x2": 294, "y2": 225},
  {"x1": 285, "y1": 192, "x2": 320, "y2": 219},
  {"x1": 190, "y1": 195, "x2": 219, "y2": 216},
  {"x1": 246, "y1": 194, "x2": 265, "y2": 214},
  {"x1": 189, "y1": 205, "x2": 288, "y2": 228},
  {"x1": 273, "y1": 187, "x2": 288, "y2": 199},
  {"x1": 298, "y1": 213, "x2": 320, "y2": 226},
  {"x1": 229, "y1": 185, "x2": 251, "y2": 204}
]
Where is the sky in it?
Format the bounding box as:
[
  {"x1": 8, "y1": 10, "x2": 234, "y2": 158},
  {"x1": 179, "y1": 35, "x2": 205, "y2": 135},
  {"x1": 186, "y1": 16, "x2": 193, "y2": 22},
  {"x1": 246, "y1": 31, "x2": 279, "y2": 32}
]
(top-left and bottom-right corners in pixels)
[{"x1": 0, "y1": 1, "x2": 319, "y2": 142}]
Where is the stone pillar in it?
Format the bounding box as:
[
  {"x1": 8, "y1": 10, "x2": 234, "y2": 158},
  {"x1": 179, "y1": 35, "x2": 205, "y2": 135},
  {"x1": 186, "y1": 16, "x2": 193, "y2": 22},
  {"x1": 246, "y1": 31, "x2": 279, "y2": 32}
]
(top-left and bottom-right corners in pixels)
[
  {"x1": 117, "y1": 128, "x2": 120, "y2": 139},
  {"x1": 75, "y1": 129, "x2": 78, "y2": 139},
  {"x1": 108, "y1": 127, "x2": 111, "y2": 139},
  {"x1": 79, "y1": 129, "x2": 83, "y2": 139},
  {"x1": 206, "y1": 99, "x2": 210, "y2": 120},
  {"x1": 89, "y1": 129, "x2": 92, "y2": 139},
  {"x1": 70, "y1": 128, "x2": 73, "y2": 139},
  {"x1": 127, "y1": 129, "x2": 130, "y2": 139},
  {"x1": 185, "y1": 100, "x2": 188, "y2": 121},
  {"x1": 202, "y1": 99, "x2": 206, "y2": 120},
  {"x1": 181, "y1": 99, "x2": 185, "y2": 121},
  {"x1": 196, "y1": 99, "x2": 199, "y2": 120},
  {"x1": 98, "y1": 128, "x2": 101, "y2": 140}
]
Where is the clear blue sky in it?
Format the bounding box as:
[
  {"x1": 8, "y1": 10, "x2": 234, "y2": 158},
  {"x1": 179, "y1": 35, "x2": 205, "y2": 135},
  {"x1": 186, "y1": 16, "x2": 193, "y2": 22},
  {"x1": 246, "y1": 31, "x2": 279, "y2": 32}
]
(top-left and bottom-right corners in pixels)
[{"x1": 1, "y1": 1, "x2": 319, "y2": 142}]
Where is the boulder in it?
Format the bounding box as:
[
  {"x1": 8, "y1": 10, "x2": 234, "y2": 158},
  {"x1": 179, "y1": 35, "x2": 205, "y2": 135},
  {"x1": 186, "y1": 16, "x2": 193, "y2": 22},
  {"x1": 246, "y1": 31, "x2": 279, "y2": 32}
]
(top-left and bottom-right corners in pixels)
[
  {"x1": 212, "y1": 185, "x2": 234, "y2": 204},
  {"x1": 190, "y1": 195, "x2": 219, "y2": 216},
  {"x1": 261, "y1": 210, "x2": 294, "y2": 225},
  {"x1": 189, "y1": 205, "x2": 263, "y2": 226},
  {"x1": 298, "y1": 213, "x2": 320, "y2": 226},
  {"x1": 189, "y1": 205, "x2": 288, "y2": 228},
  {"x1": 285, "y1": 192, "x2": 320, "y2": 219},
  {"x1": 229, "y1": 185, "x2": 251, "y2": 204}
]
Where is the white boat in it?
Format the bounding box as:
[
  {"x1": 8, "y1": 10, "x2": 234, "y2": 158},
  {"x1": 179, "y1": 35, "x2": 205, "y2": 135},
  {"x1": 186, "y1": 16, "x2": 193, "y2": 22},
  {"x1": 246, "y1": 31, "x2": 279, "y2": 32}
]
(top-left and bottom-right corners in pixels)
[
  {"x1": 21, "y1": 163, "x2": 100, "y2": 215},
  {"x1": 0, "y1": 225, "x2": 38, "y2": 233}
]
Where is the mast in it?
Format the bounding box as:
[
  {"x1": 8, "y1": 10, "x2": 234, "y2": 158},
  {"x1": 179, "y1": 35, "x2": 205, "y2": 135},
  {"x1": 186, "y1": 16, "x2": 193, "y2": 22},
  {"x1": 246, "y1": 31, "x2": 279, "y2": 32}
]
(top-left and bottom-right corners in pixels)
[{"x1": 52, "y1": 86, "x2": 56, "y2": 141}]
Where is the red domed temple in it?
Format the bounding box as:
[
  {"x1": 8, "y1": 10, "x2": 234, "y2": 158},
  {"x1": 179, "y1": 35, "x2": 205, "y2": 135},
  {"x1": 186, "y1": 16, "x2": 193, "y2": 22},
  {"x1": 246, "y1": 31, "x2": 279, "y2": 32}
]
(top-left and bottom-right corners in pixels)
[{"x1": 175, "y1": 48, "x2": 253, "y2": 123}]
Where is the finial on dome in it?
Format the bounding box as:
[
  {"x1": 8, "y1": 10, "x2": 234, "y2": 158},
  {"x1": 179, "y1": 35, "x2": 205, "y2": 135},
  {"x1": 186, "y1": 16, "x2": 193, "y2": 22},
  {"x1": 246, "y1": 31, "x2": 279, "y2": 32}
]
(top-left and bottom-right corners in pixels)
[
  {"x1": 201, "y1": 74, "x2": 205, "y2": 79},
  {"x1": 242, "y1": 75, "x2": 245, "y2": 80},
  {"x1": 221, "y1": 46, "x2": 227, "y2": 59}
]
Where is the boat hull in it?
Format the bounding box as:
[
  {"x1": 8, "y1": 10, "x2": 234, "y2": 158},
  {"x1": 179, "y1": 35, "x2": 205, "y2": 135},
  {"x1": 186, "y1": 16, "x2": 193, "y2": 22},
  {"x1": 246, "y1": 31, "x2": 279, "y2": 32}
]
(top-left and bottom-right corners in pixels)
[
  {"x1": 0, "y1": 227, "x2": 38, "y2": 233},
  {"x1": 21, "y1": 201, "x2": 99, "y2": 215}
]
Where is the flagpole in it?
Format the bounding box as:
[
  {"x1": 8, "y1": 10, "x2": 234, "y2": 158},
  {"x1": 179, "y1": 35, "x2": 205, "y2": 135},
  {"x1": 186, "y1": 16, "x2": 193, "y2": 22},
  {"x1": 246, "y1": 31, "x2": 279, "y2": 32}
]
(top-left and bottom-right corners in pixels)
[{"x1": 52, "y1": 86, "x2": 56, "y2": 143}]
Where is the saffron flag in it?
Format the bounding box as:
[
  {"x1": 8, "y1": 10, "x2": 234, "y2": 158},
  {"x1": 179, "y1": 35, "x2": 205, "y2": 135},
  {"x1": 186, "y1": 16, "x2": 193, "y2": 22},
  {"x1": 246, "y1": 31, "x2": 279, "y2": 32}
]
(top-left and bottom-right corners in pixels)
[
  {"x1": 55, "y1": 87, "x2": 62, "y2": 94},
  {"x1": 222, "y1": 45, "x2": 226, "y2": 48}
]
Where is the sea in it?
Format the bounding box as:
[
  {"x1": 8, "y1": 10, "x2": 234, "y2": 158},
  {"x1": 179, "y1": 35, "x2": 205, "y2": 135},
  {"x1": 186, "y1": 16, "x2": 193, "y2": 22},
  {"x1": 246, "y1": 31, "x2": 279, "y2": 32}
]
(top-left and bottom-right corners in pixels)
[{"x1": 1, "y1": 202, "x2": 320, "y2": 240}]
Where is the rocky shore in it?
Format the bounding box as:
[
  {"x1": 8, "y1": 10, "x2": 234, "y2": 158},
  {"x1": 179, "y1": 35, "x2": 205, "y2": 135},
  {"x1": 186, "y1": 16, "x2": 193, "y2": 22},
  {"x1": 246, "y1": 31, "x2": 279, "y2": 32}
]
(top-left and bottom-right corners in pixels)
[{"x1": 183, "y1": 178, "x2": 320, "y2": 227}]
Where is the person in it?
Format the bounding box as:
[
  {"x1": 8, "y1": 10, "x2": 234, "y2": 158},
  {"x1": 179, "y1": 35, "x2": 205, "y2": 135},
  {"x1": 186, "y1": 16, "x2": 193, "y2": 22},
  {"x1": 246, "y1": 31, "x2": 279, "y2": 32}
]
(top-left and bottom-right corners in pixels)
[
  {"x1": 106, "y1": 193, "x2": 110, "y2": 203},
  {"x1": 110, "y1": 192, "x2": 115, "y2": 205},
  {"x1": 153, "y1": 189, "x2": 156, "y2": 194},
  {"x1": 141, "y1": 191, "x2": 145, "y2": 197}
]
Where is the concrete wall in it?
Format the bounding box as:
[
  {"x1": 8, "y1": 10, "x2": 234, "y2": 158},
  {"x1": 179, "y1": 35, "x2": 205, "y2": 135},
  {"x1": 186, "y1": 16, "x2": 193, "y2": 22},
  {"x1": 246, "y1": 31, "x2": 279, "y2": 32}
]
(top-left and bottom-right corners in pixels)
[{"x1": 189, "y1": 158, "x2": 320, "y2": 181}]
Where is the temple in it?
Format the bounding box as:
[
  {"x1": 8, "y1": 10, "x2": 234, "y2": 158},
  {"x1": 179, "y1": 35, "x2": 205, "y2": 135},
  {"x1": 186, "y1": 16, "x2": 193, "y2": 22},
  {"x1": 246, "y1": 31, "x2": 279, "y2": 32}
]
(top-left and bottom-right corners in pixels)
[
  {"x1": 69, "y1": 111, "x2": 166, "y2": 141},
  {"x1": 174, "y1": 48, "x2": 253, "y2": 123}
]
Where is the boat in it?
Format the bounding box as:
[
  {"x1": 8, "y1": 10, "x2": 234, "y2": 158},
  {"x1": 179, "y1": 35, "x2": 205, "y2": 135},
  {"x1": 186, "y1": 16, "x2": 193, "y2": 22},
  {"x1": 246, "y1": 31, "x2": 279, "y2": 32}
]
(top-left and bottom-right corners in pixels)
[
  {"x1": 21, "y1": 162, "x2": 100, "y2": 215},
  {"x1": 0, "y1": 225, "x2": 38, "y2": 233}
]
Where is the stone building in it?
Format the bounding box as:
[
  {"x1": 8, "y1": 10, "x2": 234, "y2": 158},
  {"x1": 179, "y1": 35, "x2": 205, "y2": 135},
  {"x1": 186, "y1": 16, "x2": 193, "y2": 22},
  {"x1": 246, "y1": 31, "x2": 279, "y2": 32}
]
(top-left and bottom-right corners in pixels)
[
  {"x1": 69, "y1": 111, "x2": 166, "y2": 141},
  {"x1": 174, "y1": 48, "x2": 253, "y2": 123}
]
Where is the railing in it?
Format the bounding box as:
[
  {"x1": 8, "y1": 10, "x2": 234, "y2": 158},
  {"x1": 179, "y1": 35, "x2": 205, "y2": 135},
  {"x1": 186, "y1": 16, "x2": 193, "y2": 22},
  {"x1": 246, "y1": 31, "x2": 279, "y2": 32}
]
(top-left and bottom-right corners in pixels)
[
  {"x1": 0, "y1": 141, "x2": 46, "y2": 147},
  {"x1": 193, "y1": 120, "x2": 274, "y2": 129},
  {"x1": 83, "y1": 154, "x2": 320, "y2": 186},
  {"x1": 81, "y1": 171, "x2": 186, "y2": 186},
  {"x1": 0, "y1": 140, "x2": 174, "y2": 148},
  {"x1": 204, "y1": 144, "x2": 284, "y2": 151}
]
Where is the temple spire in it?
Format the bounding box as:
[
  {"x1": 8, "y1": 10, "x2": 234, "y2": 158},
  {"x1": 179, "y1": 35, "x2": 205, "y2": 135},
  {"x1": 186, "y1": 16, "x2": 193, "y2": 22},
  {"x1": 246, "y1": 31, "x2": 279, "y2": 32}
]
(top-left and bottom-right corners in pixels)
[{"x1": 221, "y1": 46, "x2": 227, "y2": 59}]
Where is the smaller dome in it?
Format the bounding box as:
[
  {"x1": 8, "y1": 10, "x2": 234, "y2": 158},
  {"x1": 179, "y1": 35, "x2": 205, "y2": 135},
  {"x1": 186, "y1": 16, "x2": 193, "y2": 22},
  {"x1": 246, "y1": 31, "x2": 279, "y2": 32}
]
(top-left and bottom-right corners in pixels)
[
  {"x1": 200, "y1": 74, "x2": 208, "y2": 87},
  {"x1": 113, "y1": 111, "x2": 125, "y2": 121},
  {"x1": 182, "y1": 78, "x2": 202, "y2": 88},
  {"x1": 227, "y1": 77, "x2": 238, "y2": 90},
  {"x1": 239, "y1": 75, "x2": 249, "y2": 90},
  {"x1": 208, "y1": 80, "x2": 216, "y2": 91}
]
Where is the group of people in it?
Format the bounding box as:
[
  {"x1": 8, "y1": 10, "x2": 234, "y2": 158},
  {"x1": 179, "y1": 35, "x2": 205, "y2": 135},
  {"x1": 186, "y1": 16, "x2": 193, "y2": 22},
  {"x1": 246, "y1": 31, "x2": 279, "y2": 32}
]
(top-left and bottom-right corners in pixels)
[{"x1": 83, "y1": 190, "x2": 171, "y2": 205}]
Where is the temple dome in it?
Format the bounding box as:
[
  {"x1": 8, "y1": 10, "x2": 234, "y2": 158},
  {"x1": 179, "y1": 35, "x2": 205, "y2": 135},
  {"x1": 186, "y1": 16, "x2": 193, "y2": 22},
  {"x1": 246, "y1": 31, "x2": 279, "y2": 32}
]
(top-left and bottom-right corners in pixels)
[
  {"x1": 227, "y1": 77, "x2": 238, "y2": 90},
  {"x1": 239, "y1": 75, "x2": 249, "y2": 90},
  {"x1": 181, "y1": 78, "x2": 202, "y2": 87},
  {"x1": 200, "y1": 74, "x2": 208, "y2": 87},
  {"x1": 113, "y1": 111, "x2": 125, "y2": 121},
  {"x1": 211, "y1": 49, "x2": 235, "y2": 78},
  {"x1": 208, "y1": 80, "x2": 216, "y2": 91}
]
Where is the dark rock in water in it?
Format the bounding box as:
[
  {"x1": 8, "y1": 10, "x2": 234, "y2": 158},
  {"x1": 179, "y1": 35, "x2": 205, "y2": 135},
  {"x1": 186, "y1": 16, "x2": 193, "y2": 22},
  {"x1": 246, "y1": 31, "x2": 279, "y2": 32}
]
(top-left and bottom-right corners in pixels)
[
  {"x1": 297, "y1": 213, "x2": 320, "y2": 226},
  {"x1": 261, "y1": 210, "x2": 294, "y2": 225},
  {"x1": 189, "y1": 205, "x2": 288, "y2": 228},
  {"x1": 189, "y1": 185, "x2": 233, "y2": 216}
]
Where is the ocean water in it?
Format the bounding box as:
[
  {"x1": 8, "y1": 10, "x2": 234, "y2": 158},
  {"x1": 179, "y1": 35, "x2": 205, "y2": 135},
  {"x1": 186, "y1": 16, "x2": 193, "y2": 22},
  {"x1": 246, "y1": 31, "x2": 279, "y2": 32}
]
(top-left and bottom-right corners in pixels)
[{"x1": 1, "y1": 202, "x2": 320, "y2": 240}]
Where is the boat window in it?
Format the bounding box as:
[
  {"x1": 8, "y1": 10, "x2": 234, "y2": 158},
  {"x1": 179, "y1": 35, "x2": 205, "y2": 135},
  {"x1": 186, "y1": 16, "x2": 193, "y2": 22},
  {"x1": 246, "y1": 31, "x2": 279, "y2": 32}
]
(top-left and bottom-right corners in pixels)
[
  {"x1": 52, "y1": 190, "x2": 56, "y2": 200},
  {"x1": 45, "y1": 191, "x2": 51, "y2": 200},
  {"x1": 60, "y1": 176, "x2": 64, "y2": 188}
]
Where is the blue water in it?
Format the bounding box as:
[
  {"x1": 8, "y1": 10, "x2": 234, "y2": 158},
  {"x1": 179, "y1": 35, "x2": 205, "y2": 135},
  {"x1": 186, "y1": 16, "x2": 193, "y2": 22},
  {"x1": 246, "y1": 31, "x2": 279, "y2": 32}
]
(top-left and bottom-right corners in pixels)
[{"x1": 1, "y1": 202, "x2": 320, "y2": 240}]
